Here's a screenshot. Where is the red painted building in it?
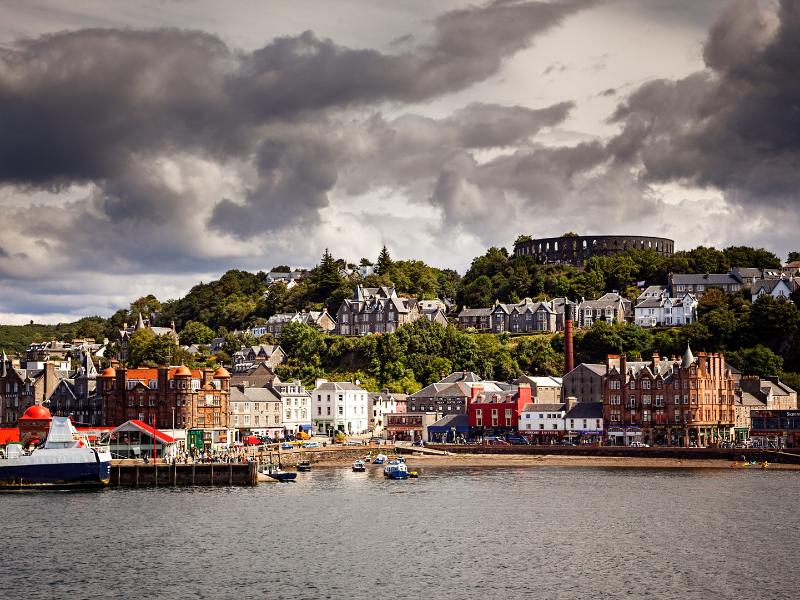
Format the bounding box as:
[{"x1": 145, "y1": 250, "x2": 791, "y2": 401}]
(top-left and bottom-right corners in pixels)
[{"x1": 468, "y1": 383, "x2": 532, "y2": 437}]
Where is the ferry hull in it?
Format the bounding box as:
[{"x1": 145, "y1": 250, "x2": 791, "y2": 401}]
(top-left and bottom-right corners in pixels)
[{"x1": 0, "y1": 460, "x2": 111, "y2": 488}]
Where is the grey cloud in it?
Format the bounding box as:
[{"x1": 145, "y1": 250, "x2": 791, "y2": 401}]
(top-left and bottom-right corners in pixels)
[
  {"x1": 609, "y1": 0, "x2": 800, "y2": 211},
  {"x1": 0, "y1": 0, "x2": 589, "y2": 245}
]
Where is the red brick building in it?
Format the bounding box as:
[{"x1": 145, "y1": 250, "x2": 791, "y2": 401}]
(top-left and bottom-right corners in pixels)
[
  {"x1": 99, "y1": 365, "x2": 230, "y2": 431},
  {"x1": 603, "y1": 347, "x2": 735, "y2": 446},
  {"x1": 468, "y1": 383, "x2": 532, "y2": 437}
]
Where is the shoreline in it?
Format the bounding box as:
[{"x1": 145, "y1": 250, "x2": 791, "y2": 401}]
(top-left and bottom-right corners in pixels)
[{"x1": 312, "y1": 453, "x2": 800, "y2": 470}]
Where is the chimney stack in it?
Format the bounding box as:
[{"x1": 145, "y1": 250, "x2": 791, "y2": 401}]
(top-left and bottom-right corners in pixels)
[{"x1": 564, "y1": 303, "x2": 575, "y2": 375}]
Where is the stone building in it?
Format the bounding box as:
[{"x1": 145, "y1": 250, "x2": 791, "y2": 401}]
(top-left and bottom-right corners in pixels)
[
  {"x1": 231, "y1": 344, "x2": 286, "y2": 371},
  {"x1": 1, "y1": 352, "x2": 66, "y2": 427},
  {"x1": 336, "y1": 286, "x2": 420, "y2": 336},
  {"x1": 458, "y1": 298, "x2": 576, "y2": 333},
  {"x1": 229, "y1": 385, "x2": 283, "y2": 439},
  {"x1": 407, "y1": 371, "x2": 506, "y2": 416},
  {"x1": 99, "y1": 365, "x2": 230, "y2": 434},
  {"x1": 256, "y1": 309, "x2": 336, "y2": 338},
  {"x1": 514, "y1": 234, "x2": 674, "y2": 267},
  {"x1": 229, "y1": 362, "x2": 279, "y2": 389},
  {"x1": 576, "y1": 293, "x2": 631, "y2": 327},
  {"x1": 561, "y1": 363, "x2": 606, "y2": 403},
  {"x1": 44, "y1": 351, "x2": 102, "y2": 426},
  {"x1": 602, "y1": 347, "x2": 736, "y2": 447}
]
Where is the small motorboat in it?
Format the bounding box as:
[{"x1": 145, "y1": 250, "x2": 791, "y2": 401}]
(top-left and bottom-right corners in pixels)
[
  {"x1": 352, "y1": 460, "x2": 366, "y2": 472},
  {"x1": 373, "y1": 453, "x2": 388, "y2": 465},
  {"x1": 261, "y1": 464, "x2": 297, "y2": 482},
  {"x1": 296, "y1": 460, "x2": 312, "y2": 472},
  {"x1": 362, "y1": 455, "x2": 372, "y2": 463},
  {"x1": 383, "y1": 460, "x2": 409, "y2": 480},
  {"x1": 408, "y1": 469, "x2": 419, "y2": 478}
]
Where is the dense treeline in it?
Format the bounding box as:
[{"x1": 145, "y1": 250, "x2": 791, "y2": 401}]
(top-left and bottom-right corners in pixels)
[
  {"x1": 457, "y1": 243, "x2": 785, "y2": 307},
  {"x1": 275, "y1": 319, "x2": 562, "y2": 392}
]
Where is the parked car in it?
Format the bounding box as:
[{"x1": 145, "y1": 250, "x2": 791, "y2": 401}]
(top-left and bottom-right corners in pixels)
[
  {"x1": 505, "y1": 436, "x2": 531, "y2": 445},
  {"x1": 629, "y1": 441, "x2": 649, "y2": 447},
  {"x1": 345, "y1": 440, "x2": 363, "y2": 446},
  {"x1": 484, "y1": 437, "x2": 510, "y2": 446},
  {"x1": 280, "y1": 443, "x2": 294, "y2": 450},
  {"x1": 302, "y1": 441, "x2": 320, "y2": 448}
]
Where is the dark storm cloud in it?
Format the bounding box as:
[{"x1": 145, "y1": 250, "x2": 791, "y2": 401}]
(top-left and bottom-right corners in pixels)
[
  {"x1": 0, "y1": 0, "x2": 590, "y2": 240},
  {"x1": 609, "y1": 0, "x2": 800, "y2": 210}
]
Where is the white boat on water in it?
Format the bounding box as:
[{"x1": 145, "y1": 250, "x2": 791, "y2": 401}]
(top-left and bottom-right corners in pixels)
[
  {"x1": 0, "y1": 416, "x2": 112, "y2": 488},
  {"x1": 352, "y1": 460, "x2": 366, "y2": 472}
]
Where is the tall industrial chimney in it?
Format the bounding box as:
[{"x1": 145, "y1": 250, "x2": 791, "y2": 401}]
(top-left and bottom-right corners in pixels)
[{"x1": 564, "y1": 303, "x2": 575, "y2": 375}]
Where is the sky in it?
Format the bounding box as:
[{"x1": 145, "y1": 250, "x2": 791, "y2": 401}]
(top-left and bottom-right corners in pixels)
[{"x1": 1, "y1": 0, "x2": 798, "y2": 324}]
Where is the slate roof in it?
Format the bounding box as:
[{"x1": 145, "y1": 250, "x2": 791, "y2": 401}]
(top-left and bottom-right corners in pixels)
[
  {"x1": 314, "y1": 381, "x2": 366, "y2": 392},
  {"x1": 521, "y1": 403, "x2": 566, "y2": 412},
  {"x1": 565, "y1": 402, "x2": 604, "y2": 419},
  {"x1": 670, "y1": 273, "x2": 740, "y2": 285}
]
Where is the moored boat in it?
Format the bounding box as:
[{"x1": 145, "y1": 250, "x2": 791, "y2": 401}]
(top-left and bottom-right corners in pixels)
[
  {"x1": 260, "y1": 464, "x2": 297, "y2": 482},
  {"x1": 373, "y1": 453, "x2": 387, "y2": 465},
  {"x1": 352, "y1": 460, "x2": 366, "y2": 472},
  {"x1": 296, "y1": 460, "x2": 312, "y2": 472},
  {"x1": 0, "y1": 415, "x2": 112, "y2": 489},
  {"x1": 383, "y1": 460, "x2": 409, "y2": 480}
]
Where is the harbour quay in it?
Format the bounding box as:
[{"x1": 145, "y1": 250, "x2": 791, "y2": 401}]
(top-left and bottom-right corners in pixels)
[{"x1": 110, "y1": 461, "x2": 258, "y2": 487}]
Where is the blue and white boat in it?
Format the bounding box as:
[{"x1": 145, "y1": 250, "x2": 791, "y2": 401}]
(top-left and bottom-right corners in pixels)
[
  {"x1": 373, "y1": 453, "x2": 387, "y2": 465},
  {"x1": 383, "y1": 461, "x2": 410, "y2": 480},
  {"x1": 0, "y1": 417, "x2": 112, "y2": 488}
]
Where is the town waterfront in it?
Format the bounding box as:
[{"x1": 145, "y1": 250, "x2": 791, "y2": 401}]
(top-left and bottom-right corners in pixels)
[{"x1": 3, "y1": 466, "x2": 799, "y2": 599}]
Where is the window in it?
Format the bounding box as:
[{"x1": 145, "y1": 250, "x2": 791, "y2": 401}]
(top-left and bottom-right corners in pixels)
[
  {"x1": 674, "y1": 395, "x2": 680, "y2": 405},
  {"x1": 683, "y1": 395, "x2": 689, "y2": 405},
  {"x1": 243, "y1": 415, "x2": 250, "y2": 426},
  {"x1": 630, "y1": 381, "x2": 636, "y2": 390},
  {"x1": 643, "y1": 410, "x2": 651, "y2": 423},
  {"x1": 243, "y1": 402, "x2": 249, "y2": 411},
  {"x1": 338, "y1": 406, "x2": 343, "y2": 415},
  {"x1": 642, "y1": 395, "x2": 651, "y2": 405},
  {"x1": 642, "y1": 379, "x2": 651, "y2": 390},
  {"x1": 476, "y1": 409, "x2": 482, "y2": 427},
  {"x1": 610, "y1": 411, "x2": 621, "y2": 422},
  {"x1": 539, "y1": 424, "x2": 544, "y2": 430},
  {"x1": 285, "y1": 409, "x2": 291, "y2": 420},
  {"x1": 610, "y1": 380, "x2": 620, "y2": 390},
  {"x1": 610, "y1": 395, "x2": 620, "y2": 405},
  {"x1": 317, "y1": 407, "x2": 322, "y2": 415}
]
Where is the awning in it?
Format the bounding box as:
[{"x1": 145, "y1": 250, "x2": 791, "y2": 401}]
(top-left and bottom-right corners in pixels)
[
  {"x1": 427, "y1": 414, "x2": 470, "y2": 434},
  {"x1": 298, "y1": 424, "x2": 312, "y2": 432}
]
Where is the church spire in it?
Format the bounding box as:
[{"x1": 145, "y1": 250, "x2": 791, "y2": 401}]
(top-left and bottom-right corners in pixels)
[
  {"x1": 137, "y1": 311, "x2": 146, "y2": 330},
  {"x1": 1, "y1": 349, "x2": 7, "y2": 378}
]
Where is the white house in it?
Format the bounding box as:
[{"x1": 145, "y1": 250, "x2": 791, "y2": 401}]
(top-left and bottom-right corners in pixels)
[
  {"x1": 368, "y1": 389, "x2": 407, "y2": 435},
  {"x1": 312, "y1": 379, "x2": 369, "y2": 435},
  {"x1": 751, "y1": 278, "x2": 794, "y2": 302},
  {"x1": 518, "y1": 402, "x2": 566, "y2": 442},
  {"x1": 564, "y1": 401, "x2": 604, "y2": 443},
  {"x1": 634, "y1": 292, "x2": 697, "y2": 327},
  {"x1": 272, "y1": 380, "x2": 312, "y2": 435}
]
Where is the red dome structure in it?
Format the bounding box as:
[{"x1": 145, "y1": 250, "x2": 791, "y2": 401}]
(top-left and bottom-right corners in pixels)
[
  {"x1": 213, "y1": 366, "x2": 230, "y2": 378},
  {"x1": 20, "y1": 405, "x2": 52, "y2": 420},
  {"x1": 174, "y1": 365, "x2": 192, "y2": 377},
  {"x1": 101, "y1": 367, "x2": 117, "y2": 378}
]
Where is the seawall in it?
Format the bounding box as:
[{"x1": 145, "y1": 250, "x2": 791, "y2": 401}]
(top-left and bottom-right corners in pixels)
[{"x1": 425, "y1": 445, "x2": 800, "y2": 465}]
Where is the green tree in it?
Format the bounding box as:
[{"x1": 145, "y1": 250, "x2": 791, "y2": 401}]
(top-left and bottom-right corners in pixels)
[
  {"x1": 513, "y1": 336, "x2": 562, "y2": 375},
  {"x1": 723, "y1": 246, "x2": 781, "y2": 269},
  {"x1": 127, "y1": 328, "x2": 179, "y2": 367},
  {"x1": 749, "y1": 295, "x2": 800, "y2": 353},
  {"x1": 375, "y1": 245, "x2": 393, "y2": 276},
  {"x1": 788, "y1": 252, "x2": 800, "y2": 263},
  {"x1": 696, "y1": 287, "x2": 728, "y2": 318},
  {"x1": 727, "y1": 345, "x2": 784, "y2": 377},
  {"x1": 179, "y1": 320, "x2": 214, "y2": 346},
  {"x1": 130, "y1": 295, "x2": 162, "y2": 321}
]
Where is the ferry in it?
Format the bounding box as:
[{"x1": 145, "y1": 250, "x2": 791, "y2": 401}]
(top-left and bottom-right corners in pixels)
[
  {"x1": 383, "y1": 460, "x2": 410, "y2": 480},
  {"x1": 0, "y1": 417, "x2": 112, "y2": 489}
]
